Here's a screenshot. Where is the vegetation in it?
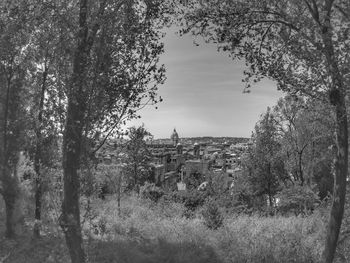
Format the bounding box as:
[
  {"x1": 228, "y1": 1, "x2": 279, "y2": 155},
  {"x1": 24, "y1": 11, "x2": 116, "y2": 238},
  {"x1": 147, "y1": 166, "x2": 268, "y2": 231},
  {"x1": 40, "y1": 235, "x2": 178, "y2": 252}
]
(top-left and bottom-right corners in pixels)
[
  {"x1": 0, "y1": 1, "x2": 350, "y2": 263},
  {"x1": 176, "y1": 1, "x2": 350, "y2": 261},
  {"x1": 0, "y1": 193, "x2": 333, "y2": 263}
]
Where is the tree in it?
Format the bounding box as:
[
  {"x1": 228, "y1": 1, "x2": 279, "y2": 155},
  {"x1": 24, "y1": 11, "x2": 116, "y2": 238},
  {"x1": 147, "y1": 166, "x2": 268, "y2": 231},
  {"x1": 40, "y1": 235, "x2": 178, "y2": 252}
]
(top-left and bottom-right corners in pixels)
[
  {"x1": 123, "y1": 125, "x2": 153, "y2": 192},
  {"x1": 0, "y1": 0, "x2": 74, "y2": 240},
  {"x1": 273, "y1": 96, "x2": 310, "y2": 185},
  {"x1": 177, "y1": 1, "x2": 350, "y2": 261},
  {"x1": 273, "y1": 96, "x2": 335, "y2": 198},
  {"x1": 59, "y1": 1, "x2": 166, "y2": 262},
  {"x1": 273, "y1": 96, "x2": 334, "y2": 189},
  {"x1": 26, "y1": 0, "x2": 71, "y2": 238},
  {"x1": 0, "y1": 0, "x2": 36, "y2": 238},
  {"x1": 248, "y1": 108, "x2": 287, "y2": 208}
]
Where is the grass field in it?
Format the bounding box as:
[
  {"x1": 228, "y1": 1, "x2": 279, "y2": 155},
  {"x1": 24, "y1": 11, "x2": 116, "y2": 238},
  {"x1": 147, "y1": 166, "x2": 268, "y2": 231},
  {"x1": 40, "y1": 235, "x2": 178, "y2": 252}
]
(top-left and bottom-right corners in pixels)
[{"x1": 1, "y1": 194, "x2": 339, "y2": 263}]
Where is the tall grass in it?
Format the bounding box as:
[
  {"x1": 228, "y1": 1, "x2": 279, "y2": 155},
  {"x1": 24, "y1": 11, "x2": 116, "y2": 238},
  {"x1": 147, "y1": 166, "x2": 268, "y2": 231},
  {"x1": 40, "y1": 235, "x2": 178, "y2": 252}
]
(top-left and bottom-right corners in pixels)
[
  {"x1": 0, "y1": 190, "x2": 330, "y2": 263},
  {"x1": 85, "y1": 195, "x2": 326, "y2": 263}
]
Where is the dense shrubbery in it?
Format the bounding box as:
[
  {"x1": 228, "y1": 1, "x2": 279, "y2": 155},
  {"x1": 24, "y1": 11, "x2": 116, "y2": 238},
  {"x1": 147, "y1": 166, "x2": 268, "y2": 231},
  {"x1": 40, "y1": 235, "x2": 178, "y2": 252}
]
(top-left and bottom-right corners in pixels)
[
  {"x1": 202, "y1": 201, "x2": 223, "y2": 230},
  {"x1": 140, "y1": 182, "x2": 164, "y2": 202},
  {"x1": 276, "y1": 185, "x2": 320, "y2": 216}
]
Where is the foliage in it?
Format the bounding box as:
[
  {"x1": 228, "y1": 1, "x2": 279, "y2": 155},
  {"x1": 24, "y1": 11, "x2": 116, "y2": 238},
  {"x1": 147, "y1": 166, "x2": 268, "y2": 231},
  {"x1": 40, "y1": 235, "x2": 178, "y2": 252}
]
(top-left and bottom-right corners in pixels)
[
  {"x1": 183, "y1": 171, "x2": 204, "y2": 191},
  {"x1": 182, "y1": 190, "x2": 207, "y2": 212},
  {"x1": 80, "y1": 163, "x2": 123, "y2": 200},
  {"x1": 244, "y1": 108, "x2": 287, "y2": 207},
  {"x1": 123, "y1": 125, "x2": 153, "y2": 191},
  {"x1": 140, "y1": 182, "x2": 164, "y2": 202},
  {"x1": 276, "y1": 185, "x2": 320, "y2": 216},
  {"x1": 202, "y1": 200, "x2": 223, "y2": 230},
  {"x1": 237, "y1": 97, "x2": 335, "y2": 214},
  {"x1": 273, "y1": 96, "x2": 334, "y2": 188},
  {"x1": 175, "y1": 2, "x2": 350, "y2": 260},
  {"x1": 1, "y1": 190, "x2": 342, "y2": 263},
  {"x1": 84, "y1": 0, "x2": 167, "y2": 143},
  {"x1": 78, "y1": 195, "x2": 328, "y2": 263},
  {"x1": 175, "y1": 0, "x2": 350, "y2": 98},
  {"x1": 230, "y1": 169, "x2": 265, "y2": 214},
  {"x1": 313, "y1": 161, "x2": 333, "y2": 200}
]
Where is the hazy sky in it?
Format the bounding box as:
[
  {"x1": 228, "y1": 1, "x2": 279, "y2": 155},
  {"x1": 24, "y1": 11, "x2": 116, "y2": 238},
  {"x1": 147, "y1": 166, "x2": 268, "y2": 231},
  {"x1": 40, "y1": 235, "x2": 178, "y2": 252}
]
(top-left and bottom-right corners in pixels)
[{"x1": 129, "y1": 28, "x2": 284, "y2": 139}]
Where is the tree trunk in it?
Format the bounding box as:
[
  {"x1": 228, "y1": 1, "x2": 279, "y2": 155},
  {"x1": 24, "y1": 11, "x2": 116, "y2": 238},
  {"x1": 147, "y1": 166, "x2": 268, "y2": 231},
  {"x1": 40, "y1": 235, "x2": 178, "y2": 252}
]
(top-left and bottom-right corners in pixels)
[
  {"x1": 117, "y1": 173, "x2": 121, "y2": 216},
  {"x1": 3, "y1": 170, "x2": 22, "y2": 238},
  {"x1": 33, "y1": 175, "x2": 42, "y2": 238},
  {"x1": 298, "y1": 151, "x2": 304, "y2": 186},
  {"x1": 33, "y1": 66, "x2": 48, "y2": 238},
  {"x1": 0, "y1": 73, "x2": 23, "y2": 238},
  {"x1": 60, "y1": 75, "x2": 88, "y2": 263},
  {"x1": 60, "y1": 0, "x2": 106, "y2": 261},
  {"x1": 322, "y1": 89, "x2": 348, "y2": 263},
  {"x1": 60, "y1": 0, "x2": 89, "y2": 262},
  {"x1": 321, "y1": 3, "x2": 348, "y2": 262}
]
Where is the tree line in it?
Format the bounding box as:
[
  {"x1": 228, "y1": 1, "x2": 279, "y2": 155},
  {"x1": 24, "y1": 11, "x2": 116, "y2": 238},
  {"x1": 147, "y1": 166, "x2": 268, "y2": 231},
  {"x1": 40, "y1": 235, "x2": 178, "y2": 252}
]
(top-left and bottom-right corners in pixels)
[
  {"x1": 0, "y1": 1, "x2": 166, "y2": 262},
  {"x1": 174, "y1": 0, "x2": 350, "y2": 262},
  {"x1": 239, "y1": 96, "x2": 334, "y2": 211}
]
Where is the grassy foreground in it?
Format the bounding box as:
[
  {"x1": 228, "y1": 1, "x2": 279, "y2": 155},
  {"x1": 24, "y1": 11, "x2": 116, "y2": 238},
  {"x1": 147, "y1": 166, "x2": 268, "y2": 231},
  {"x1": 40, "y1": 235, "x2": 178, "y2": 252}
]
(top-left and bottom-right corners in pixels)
[{"x1": 1, "y1": 194, "x2": 349, "y2": 263}]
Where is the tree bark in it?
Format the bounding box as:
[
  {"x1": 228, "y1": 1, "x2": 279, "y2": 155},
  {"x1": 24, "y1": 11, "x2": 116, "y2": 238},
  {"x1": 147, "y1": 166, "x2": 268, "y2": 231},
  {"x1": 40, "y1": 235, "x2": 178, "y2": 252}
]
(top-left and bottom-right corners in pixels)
[
  {"x1": 322, "y1": 80, "x2": 348, "y2": 263},
  {"x1": 60, "y1": 0, "x2": 107, "y2": 262},
  {"x1": 59, "y1": 0, "x2": 89, "y2": 262},
  {"x1": 3, "y1": 167, "x2": 22, "y2": 238},
  {"x1": 33, "y1": 65, "x2": 48, "y2": 238},
  {"x1": 298, "y1": 151, "x2": 304, "y2": 186},
  {"x1": 321, "y1": 2, "x2": 348, "y2": 262},
  {"x1": 117, "y1": 174, "x2": 121, "y2": 216},
  {"x1": 0, "y1": 73, "x2": 23, "y2": 238}
]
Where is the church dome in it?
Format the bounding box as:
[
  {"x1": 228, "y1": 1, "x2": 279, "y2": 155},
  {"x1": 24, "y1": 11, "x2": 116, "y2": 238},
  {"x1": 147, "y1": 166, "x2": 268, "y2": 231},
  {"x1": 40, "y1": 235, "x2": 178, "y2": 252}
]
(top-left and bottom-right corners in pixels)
[{"x1": 171, "y1": 128, "x2": 179, "y2": 140}]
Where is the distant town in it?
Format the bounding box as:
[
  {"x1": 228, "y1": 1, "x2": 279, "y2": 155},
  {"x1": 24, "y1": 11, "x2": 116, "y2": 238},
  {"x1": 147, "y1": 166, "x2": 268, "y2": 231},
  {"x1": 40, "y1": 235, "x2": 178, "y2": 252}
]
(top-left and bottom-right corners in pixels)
[{"x1": 97, "y1": 129, "x2": 251, "y2": 191}]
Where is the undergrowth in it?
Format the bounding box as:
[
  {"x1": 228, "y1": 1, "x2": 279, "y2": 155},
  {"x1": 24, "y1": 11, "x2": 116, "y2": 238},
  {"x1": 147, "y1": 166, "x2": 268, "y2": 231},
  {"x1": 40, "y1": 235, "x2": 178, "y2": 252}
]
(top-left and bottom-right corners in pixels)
[{"x1": 0, "y1": 193, "x2": 340, "y2": 263}]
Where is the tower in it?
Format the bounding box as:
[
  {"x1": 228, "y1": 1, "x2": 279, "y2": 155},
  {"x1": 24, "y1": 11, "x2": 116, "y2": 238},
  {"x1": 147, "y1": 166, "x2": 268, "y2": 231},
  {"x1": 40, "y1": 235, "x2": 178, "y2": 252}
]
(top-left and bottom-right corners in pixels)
[
  {"x1": 176, "y1": 143, "x2": 183, "y2": 154},
  {"x1": 170, "y1": 128, "x2": 179, "y2": 146},
  {"x1": 194, "y1": 143, "x2": 200, "y2": 159}
]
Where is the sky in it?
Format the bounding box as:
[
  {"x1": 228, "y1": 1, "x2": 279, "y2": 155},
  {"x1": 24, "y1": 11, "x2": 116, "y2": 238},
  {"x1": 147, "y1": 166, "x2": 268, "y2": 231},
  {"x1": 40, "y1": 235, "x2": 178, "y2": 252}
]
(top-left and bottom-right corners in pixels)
[{"x1": 128, "y1": 28, "x2": 284, "y2": 139}]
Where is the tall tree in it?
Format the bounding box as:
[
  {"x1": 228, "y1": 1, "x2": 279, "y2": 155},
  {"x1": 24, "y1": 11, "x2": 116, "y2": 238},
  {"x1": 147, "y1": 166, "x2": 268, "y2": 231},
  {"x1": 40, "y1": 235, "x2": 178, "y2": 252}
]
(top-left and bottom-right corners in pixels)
[
  {"x1": 273, "y1": 96, "x2": 334, "y2": 191},
  {"x1": 177, "y1": 1, "x2": 350, "y2": 261},
  {"x1": 273, "y1": 96, "x2": 309, "y2": 185},
  {"x1": 27, "y1": 0, "x2": 73, "y2": 238},
  {"x1": 59, "y1": 1, "x2": 165, "y2": 262},
  {"x1": 123, "y1": 125, "x2": 153, "y2": 192},
  {"x1": 249, "y1": 108, "x2": 286, "y2": 207},
  {"x1": 0, "y1": 0, "x2": 36, "y2": 238}
]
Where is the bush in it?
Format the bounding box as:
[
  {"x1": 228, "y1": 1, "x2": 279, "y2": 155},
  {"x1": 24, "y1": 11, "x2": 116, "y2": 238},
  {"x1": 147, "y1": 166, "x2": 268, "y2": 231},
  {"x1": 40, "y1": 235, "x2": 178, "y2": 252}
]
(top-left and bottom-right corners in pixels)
[
  {"x1": 202, "y1": 201, "x2": 223, "y2": 230},
  {"x1": 140, "y1": 182, "x2": 164, "y2": 202},
  {"x1": 276, "y1": 185, "x2": 320, "y2": 216},
  {"x1": 183, "y1": 191, "x2": 207, "y2": 211}
]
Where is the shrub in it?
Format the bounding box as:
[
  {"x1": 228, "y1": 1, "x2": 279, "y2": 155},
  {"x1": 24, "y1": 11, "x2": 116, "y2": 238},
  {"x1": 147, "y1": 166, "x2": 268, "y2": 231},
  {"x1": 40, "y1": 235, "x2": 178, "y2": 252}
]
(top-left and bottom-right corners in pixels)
[
  {"x1": 184, "y1": 191, "x2": 206, "y2": 211},
  {"x1": 140, "y1": 182, "x2": 164, "y2": 202},
  {"x1": 202, "y1": 201, "x2": 223, "y2": 230},
  {"x1": 276, "y1": 185, "x2": 320, "y2": 216}
]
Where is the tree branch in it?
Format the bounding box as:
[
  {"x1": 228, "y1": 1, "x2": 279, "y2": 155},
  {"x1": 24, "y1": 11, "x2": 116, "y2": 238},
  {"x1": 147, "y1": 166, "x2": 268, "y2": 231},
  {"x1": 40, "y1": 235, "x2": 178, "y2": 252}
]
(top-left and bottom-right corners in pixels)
[
  {"x1": 334, "y1": 4, "x2": 350, "y2": 21},
  {"x1": 302, "y1": 0, "x2": 321, "y2": 26},
  {"x1": 92, "y1": 94, "x2": 133, "y2": 155}
]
